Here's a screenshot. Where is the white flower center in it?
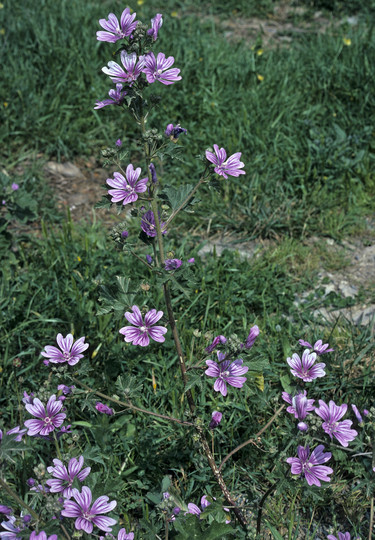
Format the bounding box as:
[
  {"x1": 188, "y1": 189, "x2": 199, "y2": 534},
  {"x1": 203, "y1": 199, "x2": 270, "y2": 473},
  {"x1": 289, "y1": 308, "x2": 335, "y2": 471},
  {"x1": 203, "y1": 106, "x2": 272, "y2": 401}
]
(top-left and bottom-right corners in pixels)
[{"x1": 140, "y1": 326, "x2": 147, "y2": 333}]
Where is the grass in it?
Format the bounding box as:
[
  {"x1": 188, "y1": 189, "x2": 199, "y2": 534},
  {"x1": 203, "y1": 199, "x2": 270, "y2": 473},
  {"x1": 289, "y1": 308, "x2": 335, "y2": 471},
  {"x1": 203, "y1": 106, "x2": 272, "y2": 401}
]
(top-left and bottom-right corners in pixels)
[{"x1": 0, "y1": 0, "x2": 375, "y2": 538}]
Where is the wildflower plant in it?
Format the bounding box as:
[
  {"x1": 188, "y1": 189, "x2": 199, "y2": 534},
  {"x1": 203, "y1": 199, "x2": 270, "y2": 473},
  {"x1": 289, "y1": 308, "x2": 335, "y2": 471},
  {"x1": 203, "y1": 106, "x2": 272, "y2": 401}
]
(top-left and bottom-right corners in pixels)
[{"x1": 0, "y1": 6, "x2": 372, "y2": 540}]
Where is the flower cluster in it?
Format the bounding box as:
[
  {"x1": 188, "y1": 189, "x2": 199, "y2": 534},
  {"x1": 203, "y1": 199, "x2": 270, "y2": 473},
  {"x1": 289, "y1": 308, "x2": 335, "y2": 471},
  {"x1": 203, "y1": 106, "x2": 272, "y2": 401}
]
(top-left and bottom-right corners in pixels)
[{"x1": 285, "y1": 338, "x2": 358, "y2": 486}]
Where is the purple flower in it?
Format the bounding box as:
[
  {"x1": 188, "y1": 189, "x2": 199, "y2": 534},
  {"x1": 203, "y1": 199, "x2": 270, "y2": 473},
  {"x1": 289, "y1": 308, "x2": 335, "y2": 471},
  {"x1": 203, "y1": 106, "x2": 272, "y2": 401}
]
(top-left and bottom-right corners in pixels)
[
  {"x1": 27, "y1": 478, "x2": 36, "y2": 486},
  {"x1": 0, "y1": 515, "x2": 24, "y2": 539},
  {"x1": 315, "y1": 400, "x2": 358, "y2": 447},
  {"x1": 57, "y1": 384, "x2": 75, "y2": 395},
  {"x1": 46, "y1": 456, "x2": 91, "y2": 499},
  {"x1": 282, "y1": 390, "x2": 315, "y2": 419},
  {"x1": 209, "y1": 411, "x2": 222, "y2": 430},
  {"x1": 0, "y1": 506, "x2": 12, "y2": 516},
  {"x1": 143, "y1": 52, "x2": 181, "y2": 85},
  {"x1": 299, "y1": 339, "x2": 334, "y2": 355},
  {"x1": 11, "y1": 183, "x2": 19, "y2": 191},
  {"x1": 187, "y1": 495, "x2": 210, "y2": 517},
  {"x1": 4, "y1": 426, "x2": 27, "y2": 442},
  {"x1": 29, "y1": 532, "x2": 57, "y2": 540},
  {"x1": 205, "y1": 335, "x2": 227, "y2": 353},
  {"x1": 146, "y1": 254, "x2": 153, "y2": 264},
  {"x1": 24, "y1": 395, "x2": 66, "y2": 437},
  {"x1": 163, "y1": 492, "x2": 170, "y2": 500},
  {"x1": 205, "y1": 144, "x2": 245, "y2": 179},
  {"x1": 147, "y1": 13, "x2": 163, "y2": 41},
  {"x1": 327, "y1": 534, "x2": 351, "y2": 540},
  {"x1": 94, "y1": 84, "x2": 127, "y2": 110},
  {"x1": 141, "y1": 209, "x2": 167, "y2": 237},
  {"x1": 149, "y1": 163, "x2": 158, "y2": 184},
  {"x1": 61, "y1": 486, "x2": 117, "y2": 534},
  {"x1": 286, "y1": 445, "x2": 333, "y2": 487},
  {"x1": 41, "y1": 333, "x2": 89, "y2": 366},
  {"x1": 96, "y1": 402, "x2": 114, "y2": 416},
  {"x1": 205, "y1": 352, "x2": 248, "y2": 397},
  {"x1": 351, "y1": 404, "x2": 365, "y2": 423},
  {"x1": 116, "y1": 139, "x2": 122, "y2": 147},
  {"x1": 287, "y1": 349, "x2": 326, "y2": 382},
  {"x1": 188, "y1": 258, "x2": 195, "y2": 263},
  {"x1": 102, "y1": 52, "x2": 145, "y2": 86},
  {"x1": 22, "y1": 391, "x2": 34, "y2": 405},
  {"x1": 244, "y1": 325, "x2": 259, "y2": 349},
  {"x1": 165, "y1": 258, "x2": 182, "y2": 271},
  {"x1": 119, "y1": 305, "x2": 167, "y2": 347},
  {"x1": 106, "y1": 165, "x2": 148, "y2": 205},
  {"x1": 165, "y1": 123, "x2": 187, "y2": 141},
  {"x1": 118, "y1": 530, "x2": 134, "y2": 540},
  {"x1": 97, "y1": 8, "x2": 138, "y2": 43},
  {"x1": 121, "y1": 230, "x2": 129, "y2": 239}
]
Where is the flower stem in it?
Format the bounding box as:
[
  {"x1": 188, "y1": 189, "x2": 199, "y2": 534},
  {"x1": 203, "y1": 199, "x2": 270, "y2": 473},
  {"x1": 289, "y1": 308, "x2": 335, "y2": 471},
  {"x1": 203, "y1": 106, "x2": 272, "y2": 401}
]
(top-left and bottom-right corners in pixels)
[
  {"x1": 0, "y1": 477, "x2": 39, "y2": 521},
  {"x1": 70, "y1": 377, "x2": 194, "y2": 427},
  {"x1": 219, "y1": 404, "x2": 285, "y2": 472},
  {"x1": 53, "y1": 431, "x2": 63, "y2": 461}
]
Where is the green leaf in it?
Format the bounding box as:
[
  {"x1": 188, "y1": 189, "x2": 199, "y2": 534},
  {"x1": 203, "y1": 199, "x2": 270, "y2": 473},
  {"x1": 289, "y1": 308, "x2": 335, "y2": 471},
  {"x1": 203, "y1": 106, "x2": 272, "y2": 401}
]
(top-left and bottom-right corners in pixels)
[
  {"x1": 264, "y1": 522, "x2": 285, "y2": 540},
  {"x1": 158, "y1": 183, "x2": 199, "y2": 212},
  {"x1": 184, "y1": 372, "x2": 203, "y2": 393}
]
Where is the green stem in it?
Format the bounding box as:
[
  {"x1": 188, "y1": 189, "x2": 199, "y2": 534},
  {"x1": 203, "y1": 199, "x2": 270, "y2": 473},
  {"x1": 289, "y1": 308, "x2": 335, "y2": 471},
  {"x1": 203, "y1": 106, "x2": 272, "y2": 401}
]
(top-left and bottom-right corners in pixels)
[
  {"x1": 0, "y1": 477, "x2": 39, "y2": 521},
  {"x1": 53, "y1": 431, "x2": 62, "y2": 460}
]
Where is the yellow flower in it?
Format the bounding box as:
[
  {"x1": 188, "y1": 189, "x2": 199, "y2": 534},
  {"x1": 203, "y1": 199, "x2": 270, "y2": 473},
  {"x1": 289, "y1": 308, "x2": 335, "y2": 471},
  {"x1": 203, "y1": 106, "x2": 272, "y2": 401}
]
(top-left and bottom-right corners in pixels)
[
  {"x1": 257, "y1": 74, "x2": 264, "y2": 82},
  {"x1": 137, "y1": 0, "x2": 144, "y2": 5},
  {"x1": 343, "y1": 38, "x2": 351, "y2": 46},
  {"x1": 0, "y1": 28, "x2": 5, "y2": 35},
  {"x1": 332, "y1": 112, "x2": 337, "y2": 117},
  {"x1": 171, "y1": 11, "x2": 178, "y2": 17},
  {"x1": 3, "y1": 102, "x2": 8, "y2": 108},
  {"x1": 257, "y1": 49, "x2": 264, "y2": 56},
  {"x1": 77, "y1": 256, "x2": 81, "y2": 262},
  {"x1": 0, "y1": 4, "x2": 4, "y2": 9}
]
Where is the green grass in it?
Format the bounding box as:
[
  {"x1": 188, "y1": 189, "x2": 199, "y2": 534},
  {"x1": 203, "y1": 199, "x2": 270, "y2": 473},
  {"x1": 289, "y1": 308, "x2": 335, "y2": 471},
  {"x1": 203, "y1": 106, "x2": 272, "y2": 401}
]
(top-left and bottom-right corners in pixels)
[{"x1": 1, "y1": 0, "x2": 375, "y2": 237}]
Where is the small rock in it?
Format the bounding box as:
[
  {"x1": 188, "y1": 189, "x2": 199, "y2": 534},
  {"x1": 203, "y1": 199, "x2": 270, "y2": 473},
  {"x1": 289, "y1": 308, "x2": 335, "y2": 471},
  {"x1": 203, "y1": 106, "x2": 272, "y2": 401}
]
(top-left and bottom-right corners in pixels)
[{"x1": 45, "y1": 161, "x2": 84, "y2": 178}]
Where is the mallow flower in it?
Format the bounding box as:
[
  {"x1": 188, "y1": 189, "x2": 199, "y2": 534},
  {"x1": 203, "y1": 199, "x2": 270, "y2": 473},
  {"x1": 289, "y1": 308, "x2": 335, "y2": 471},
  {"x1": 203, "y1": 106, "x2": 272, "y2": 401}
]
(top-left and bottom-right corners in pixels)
[
  {"x1": 147, "y1": 13, "x2": 163, "y2": 41},
  {"x1": 315, "y1": 400, "x2": 358, "y2": 447},
  {"x1": 29, "y1": 532, "x2": 58, "y2": 540},
  {"x1": 106, "y1": 165, "x2": 148, "y2": 205},
  {"x1": 287, "y1": 349, "x2": 326, "y2": 382},
  {"x1": 24, "y1": 395, "x2": 66, "y2": 437},
  {"x1": 94, "y1": 84, "x2": 127, "y2": 110},
  {"x1": 205, "y1": 144, "x2": 245, "y2": 179},
  {"x1": 61, "y1": 486, "x2": 117, "y2": 534},
  {"x1": 205, "y1": 352, "x2": 248, "y2": 396},
  {"x1": 97, "y1": 8, "x2": 138, "y2": 43},
  {"x1": 286, "y1": 445, "x2": 333, "y2": 486},
  {"x1": 299, "y1": 338, "x2": 334, "y2": 355},
  {"x1": 102, "y1": 52, "x2": 145, "y2": 86},
  {"x1": 143, "y1": 52, "x2": 181, "y2": 85},
  {"x1": 327, "y1": 534, "x2": 351, "y2": 540},
  {"x1": 119, "y1": 305, "x2": 167, "y2": 347},
  {"x1": 41, "y1": 333, "x2": 89, "y2": 366},
  {"x1": 46, "y1": 456, "x2": 91, "y2": 498}
]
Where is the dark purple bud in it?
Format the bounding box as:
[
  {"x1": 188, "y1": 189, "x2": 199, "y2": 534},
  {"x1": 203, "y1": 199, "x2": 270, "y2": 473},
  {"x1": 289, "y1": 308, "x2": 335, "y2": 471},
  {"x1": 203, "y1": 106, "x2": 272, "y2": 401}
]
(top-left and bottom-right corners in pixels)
[
  {"x1": 187, "y1": 257, "x2": 195, "y2": 264},
  {"x1": 27, "y1": 478, "x2": 36, "y2": 487},
  {"x1": 23, "y1": 514, "x2": 31, "y2": 524},
  {"x1": 297, "y1": 422, "x2": 308, "y2": 432},
  {"x1": 146, "y1": 254, "x2": 153, "y2": 264},
  {"x1": 95, "y1": 402, "x2": 114, "y2": 416},
  {"x1": 364, "y1": 409, "x2": 369, "y2": 416},
  {"x1": 121, "y1": 230, "x2": 129, "y2": 238},
  {"x1": 165, "y1": 123, "x2": 187, "y2": 141},
  {"x1": 245, "y1": 325, "x2": 259, "y2": 349},
  {"x1": 209, "y1": 411, "x2": 223, "y2": 430},
  {"x1": 172, "y1": 507, "x2": 181, "y2": 515},
  {"x1": 206, "y1": 335, "x2": 227, "y2": 353},
  {"x1": 351, "y1": 404, "x2": 363, "y2": 423},
  {"x1": 0, "y1": 505, "x2": 13, "y2": 515},
  {"x1": 149, "y1": 163, "x2": 158, "y2": 184},
  {"x1": 116, "y1": 139, "x2": 122, "y2": 147}
]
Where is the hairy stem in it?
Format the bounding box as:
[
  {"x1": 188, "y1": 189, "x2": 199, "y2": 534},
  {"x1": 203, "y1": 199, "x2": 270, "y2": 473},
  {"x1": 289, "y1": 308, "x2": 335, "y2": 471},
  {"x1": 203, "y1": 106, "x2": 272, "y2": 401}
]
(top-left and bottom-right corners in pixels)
[
  {"x1": 71, "y1": 377, "x2": 194, "y2": 427},
  {"x1": 219, "y1": 404, "x2": 285, "y2": 472}
]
